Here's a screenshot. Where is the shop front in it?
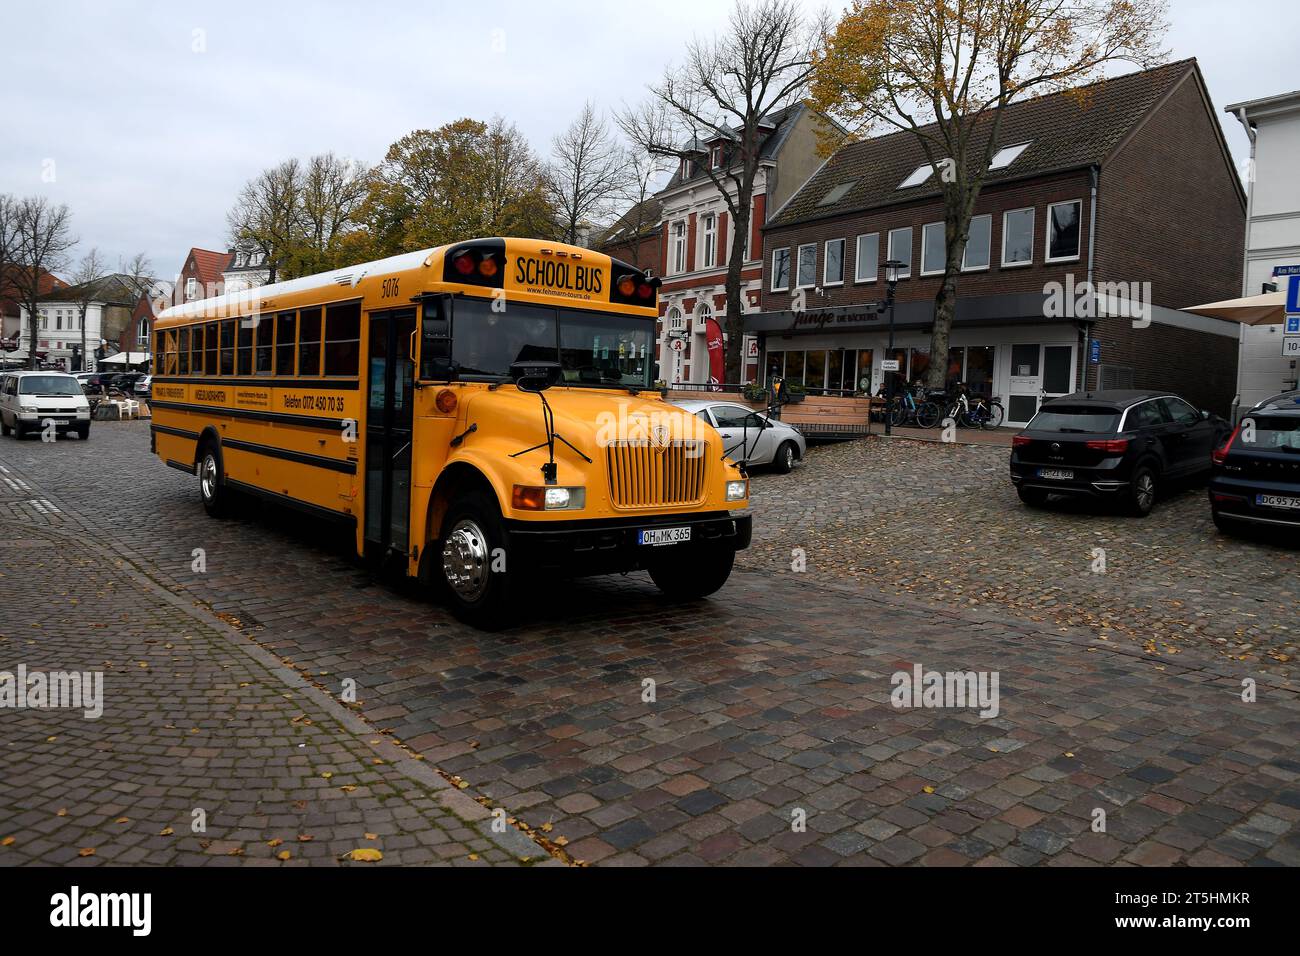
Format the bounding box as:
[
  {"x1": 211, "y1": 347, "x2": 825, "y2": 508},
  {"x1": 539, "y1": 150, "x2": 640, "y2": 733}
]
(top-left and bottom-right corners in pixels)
[{"x1": 746, "y1": 294, "x2": 1084, "y2": 427}]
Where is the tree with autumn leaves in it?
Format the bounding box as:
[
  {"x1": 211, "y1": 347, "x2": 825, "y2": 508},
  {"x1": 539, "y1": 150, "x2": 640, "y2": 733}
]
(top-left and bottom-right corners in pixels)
[{"x1": 809, "y1": 0, "x2": 1170, "y2": 390}]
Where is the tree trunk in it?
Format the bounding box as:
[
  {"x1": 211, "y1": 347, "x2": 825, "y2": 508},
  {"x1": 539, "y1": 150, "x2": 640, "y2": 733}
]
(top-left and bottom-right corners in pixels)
[
  {"x1": 926, "y1": 195, "x2": 976, "y2": 390},
  {"x1": 26, "y1": 302, "x2": 39, "y2": 370},
  {"x1": 723, "y1": 185, "x2": 753, "y2": 385}
]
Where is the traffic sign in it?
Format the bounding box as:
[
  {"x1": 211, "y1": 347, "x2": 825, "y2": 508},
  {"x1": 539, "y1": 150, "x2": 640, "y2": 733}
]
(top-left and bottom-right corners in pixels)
[
  {"x1": 1286, "y1": 316, "x2": 1300, "y2": 335},
  {"x1": 1287, "y1": 274, "x2": 1300, "y2": 314},
  {"x1": 1283, "y1": 337, "x2": 1300, "y2": 358}
]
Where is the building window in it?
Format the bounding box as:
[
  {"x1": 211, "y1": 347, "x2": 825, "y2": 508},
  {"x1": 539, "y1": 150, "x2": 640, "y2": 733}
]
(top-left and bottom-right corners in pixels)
[
  {"x1": 824, "y1": 239, "x2": 845, "y2": 285},
  {"x1": 855, "y1": 233, "x2": 879, "y2": 283},
  {"x1": 962, "y1": 214, "x2": 992, "y2": 271},
  {"x1": 695, "y1": 301, "x2": 713, "y2": 330},
  {"x1": 771, "y1": 248, "x2": 790, "y2": 291},
  {"x1": 795, "y1": 243, "x2": 817, "y2": 288},
  {"x1": 670, "y1": 221, "x2": 687, "y2": 275},
  {"x1": 1046, "y1": 200, "x2": 1082, "y2": 262},
  {"x1": 898, "y1": 164, "x2": 935, "y2": 190},
  {"x1": 185, "y1": 277, "x2": 198, "y2": 300},
  {"x1": 710, "y1": 144, "x2": 722, "y2": 169},
  {"x1": 701, "y1": 213, "x2": 717, "y2": 269},
  {"x1": 989, "y1": 142, "x2": 1031, "y2": 170},
  {"x1": 921, "y1": 222, "x2": 946, "y2": 276},
  {"x1": 137, "y1": 318, "x2": 149, "y2": 345},
  {"x1": 887, "y1": 227, "x2": 913, "y2": 279},
  {"x1": 667, "y1": 306, "x2": 685, "y2": 331},
  {"x1": 1002, "y1": 207, "x2": 1035, "y2": 267}
]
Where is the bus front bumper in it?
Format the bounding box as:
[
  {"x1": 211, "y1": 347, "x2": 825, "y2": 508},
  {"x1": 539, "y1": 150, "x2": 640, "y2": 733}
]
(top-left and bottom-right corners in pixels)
[{"x1": 502, "y1": 511, "x2": 752, "y2": 576}]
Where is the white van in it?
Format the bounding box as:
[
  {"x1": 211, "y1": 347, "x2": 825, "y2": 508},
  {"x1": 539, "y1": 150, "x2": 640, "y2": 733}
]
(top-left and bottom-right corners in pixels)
[{"x1": 0, "y1": 370, "x2": 92, "y2": 439}]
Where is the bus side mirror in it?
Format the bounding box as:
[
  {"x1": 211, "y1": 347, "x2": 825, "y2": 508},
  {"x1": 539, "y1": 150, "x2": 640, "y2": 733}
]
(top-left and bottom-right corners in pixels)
[{"x1": 511, "y1": 360, "x2": 562, "y2": 393}]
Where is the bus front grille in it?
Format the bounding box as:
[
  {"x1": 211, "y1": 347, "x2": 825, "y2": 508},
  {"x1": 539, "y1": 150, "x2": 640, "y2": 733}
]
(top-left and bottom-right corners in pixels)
[{"x1": 605, "y1": 441, "x2": 706, "y2": 508}]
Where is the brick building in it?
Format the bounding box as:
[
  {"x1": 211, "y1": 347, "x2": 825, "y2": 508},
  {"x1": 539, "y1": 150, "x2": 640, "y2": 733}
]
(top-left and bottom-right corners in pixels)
[{"x1": 754, "y1": 59, "x2": 1246, "y2": 424}]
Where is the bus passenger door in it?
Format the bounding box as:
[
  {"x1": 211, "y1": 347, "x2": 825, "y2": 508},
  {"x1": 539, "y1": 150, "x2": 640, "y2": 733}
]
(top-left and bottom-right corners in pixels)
[{"x1": 364, "y1": 308, "x2": 417, "y2": 559}]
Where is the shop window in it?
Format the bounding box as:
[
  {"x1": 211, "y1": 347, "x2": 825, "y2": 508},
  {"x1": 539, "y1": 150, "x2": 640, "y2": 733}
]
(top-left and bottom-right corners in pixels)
[
  {"x1": 805, "y1": 350, "x2": 826, "y2": 390},
  {"x1": 855, "y1": 350, "x2": 873, "y2": 394},
  {"x1": 785, "y1": 350, "x2": 805, "y2": 385},
  {"x1": 827, "y1": 349, "x2": 844, "y2": 392},
  {"x1": 909, "y1": 347, "x2": 931, "y2": 386},
  {"x1": 965, "y1": 346, "x2": 995, "y2": 397},
  {"x1": 766, "y1": 350, "x2": 784, "y2": 383},
  {"x1": 324, "y1": 302, "x2": 361, "y2": 376}
]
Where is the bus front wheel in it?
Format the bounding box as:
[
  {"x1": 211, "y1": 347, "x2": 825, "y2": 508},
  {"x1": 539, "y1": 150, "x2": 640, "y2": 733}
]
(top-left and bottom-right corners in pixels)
[
  {"x1": 649, "y1": 546, "x2": 735, "y2": 602},
  {"x1": 436, "y1": 492, "x2": 515, "y2": 628}
]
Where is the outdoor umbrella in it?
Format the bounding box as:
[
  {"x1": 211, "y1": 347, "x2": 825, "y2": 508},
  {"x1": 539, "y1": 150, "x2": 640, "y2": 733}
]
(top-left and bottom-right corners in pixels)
[{"x1": 1181, "y1": 290, "x2": 1287, "y2": 325}]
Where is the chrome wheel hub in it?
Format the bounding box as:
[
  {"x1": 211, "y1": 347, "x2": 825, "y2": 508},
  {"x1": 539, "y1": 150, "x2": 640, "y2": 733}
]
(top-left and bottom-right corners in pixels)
[
  {"x1": 200, "y1": 455, "x2": 218, "y2": 500},
  {"x1": 442, "y1": 519, "x2": 490, "y2": 601},
  {"x1": 1136, "y1": 474, "x2": 1155, "y2": 509}
]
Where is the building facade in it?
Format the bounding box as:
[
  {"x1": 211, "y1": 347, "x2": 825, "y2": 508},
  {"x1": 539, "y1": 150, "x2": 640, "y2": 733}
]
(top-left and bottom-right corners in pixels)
[
  {"x1": 18, "y1": 274, "x2": 148, "y2": 370},
  {"x1": 754, "y1": 59, "x2": 1246, "y2": 425},
  {"x1": 650, "y1": 104, "x2": 833, "y2": 386},
  {"x1": 1227, "y1": 88, "x2": 1300, "y2": 410}
]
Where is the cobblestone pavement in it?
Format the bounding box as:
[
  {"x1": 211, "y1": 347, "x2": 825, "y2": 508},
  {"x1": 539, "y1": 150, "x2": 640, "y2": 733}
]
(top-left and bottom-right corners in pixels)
[
  {"x1": 1, "y1": 422, "x2": 1297, "y2": 867},
  {"x1": 743, "y1": 437, "x2": 1300, "y2": 680},
  {"x1": 0, "y1": 458, "x2": 538, "y2": 866}
]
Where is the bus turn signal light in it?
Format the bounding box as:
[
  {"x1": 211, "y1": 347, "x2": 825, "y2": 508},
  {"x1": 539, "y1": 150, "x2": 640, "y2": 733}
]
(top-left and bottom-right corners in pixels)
[
  {"x1": 512, "y1": 485, "x2": 586, "y2": 511},
  {"x1": 435, "y1": 389, "x2": 457, "y2": 414}
]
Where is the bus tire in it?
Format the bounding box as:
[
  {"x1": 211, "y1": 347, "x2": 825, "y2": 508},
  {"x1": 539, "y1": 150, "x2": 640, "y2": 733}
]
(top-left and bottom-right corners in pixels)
[
  {"x1": 435, "y1": 491, "x2": 515, "y2": 628},
  {"x1": 197, "y1": 440, "x2": 232, "y2": 518},
  {"x1": 649, "y1": 545, "x2": 735, "y2": 602}
]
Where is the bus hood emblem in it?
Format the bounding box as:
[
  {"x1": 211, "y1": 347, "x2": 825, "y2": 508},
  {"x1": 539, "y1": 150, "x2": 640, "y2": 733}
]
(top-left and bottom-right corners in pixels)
[{"x1": 650, "y1": 425, "x2": 670, "y2": 451}]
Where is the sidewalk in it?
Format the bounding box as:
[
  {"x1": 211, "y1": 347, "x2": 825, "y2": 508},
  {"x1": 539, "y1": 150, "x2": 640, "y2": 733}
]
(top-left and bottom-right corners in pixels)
[{"x1": 0, "y1": 462, "x2": 544, "y2": 866}]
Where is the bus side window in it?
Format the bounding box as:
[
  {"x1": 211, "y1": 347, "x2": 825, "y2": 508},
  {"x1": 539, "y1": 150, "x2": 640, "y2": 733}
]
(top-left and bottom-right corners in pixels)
[
  {"x1": 204, "y1": 322, "x2": 217, "y2": 375},
  {"x1": 324, "y1": 302, "x2": 360, "y2": 376},
  {"x1": 178, "y1": 327, "x2": 190, "y2": 375},
  {"x1": 237, "y1": 318, "x2": 253, "y2": 375},
  {"x1": 299, "y1": 308, "x2": 322, "y2": 377},
  {"x1": 254, "y1": 316, "x2": 272, "y2": 375},
  {"x1": 275, "y1": 311, "x2": 295, "y2": 375},
  {"x1": 220, "y1": 320, "x2": 235, "y2": 376},
  {"x1": 420, "y1": 297, "x2": 452, "y2": 379}
]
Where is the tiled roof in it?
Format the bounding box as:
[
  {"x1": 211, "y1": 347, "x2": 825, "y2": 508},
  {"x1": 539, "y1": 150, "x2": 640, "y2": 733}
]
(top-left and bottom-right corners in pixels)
[
  {"x1": 769, "y1": 59, "x2": 1198, "y2": 228},
  {"x1": 36, "y1": 273, "x2": 152, "y2": 307},
  {"x1": 661, "y1": 102, "x2": 806, "y2": 191},
  {"x1": 597, "y1": 197, "x2": 665, "y2": 247},
  {"x1": 188, "y1": 247, "x2": 234, "y2": 288}
]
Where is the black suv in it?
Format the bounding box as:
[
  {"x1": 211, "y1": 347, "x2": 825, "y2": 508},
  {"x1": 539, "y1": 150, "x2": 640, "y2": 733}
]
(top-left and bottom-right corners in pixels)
[
  {"x1": 1209, "y1": 390, "x2": 1300, "y2": 535},
  {"x1": 1010, "y1": 390, "x2": 1228, "y2": 516}
]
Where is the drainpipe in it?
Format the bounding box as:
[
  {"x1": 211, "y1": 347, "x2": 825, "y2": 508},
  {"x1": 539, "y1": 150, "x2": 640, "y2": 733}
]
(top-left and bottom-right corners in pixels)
[
  {"x1": 1232, "y1": 107, "x2": 1257, "y2": 422},
  {"x1": 1081, "y1": 164, "x2": 1099, "y2": 392}
]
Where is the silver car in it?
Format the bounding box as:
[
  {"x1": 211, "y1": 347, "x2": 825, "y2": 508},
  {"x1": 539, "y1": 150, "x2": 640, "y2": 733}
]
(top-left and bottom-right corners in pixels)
[{"x1": 673, "y1": 398, "x2": 806, "y2": 473}]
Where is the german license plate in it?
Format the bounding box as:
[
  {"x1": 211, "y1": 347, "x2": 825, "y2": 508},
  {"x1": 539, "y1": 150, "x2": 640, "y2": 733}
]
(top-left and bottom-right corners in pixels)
[
  {"x1": 638, "y1": 526, "x2": 691, "y2": 546},
  {"x1": 1256, "y1": 494, "x2": 1300, "y2": 510},
  {"x1": 1036, "y1": 468, "x2": 1074, "y2": 480}
]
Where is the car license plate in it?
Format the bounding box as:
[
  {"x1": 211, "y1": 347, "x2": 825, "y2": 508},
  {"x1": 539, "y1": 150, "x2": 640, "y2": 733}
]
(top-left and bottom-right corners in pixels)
[
  {"x1": 1036, "y1": 468, "x2": 1074, "y2": 481},
  {"x1": 638, "y1": 526, "x2": 691, "y2": 546},
  {"x1": 1256, "y1": 494, "x2": 1300, "y2": 510}
]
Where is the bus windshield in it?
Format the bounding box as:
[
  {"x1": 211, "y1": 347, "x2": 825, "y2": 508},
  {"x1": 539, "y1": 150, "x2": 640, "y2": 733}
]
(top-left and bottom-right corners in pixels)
[{"x1": 437, "y1": 297, "x2": 654, "y2": 389}]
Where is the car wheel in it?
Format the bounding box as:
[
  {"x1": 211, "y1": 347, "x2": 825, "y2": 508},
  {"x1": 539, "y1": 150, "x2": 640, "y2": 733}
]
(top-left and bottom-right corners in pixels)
[
  {"x1": 12, "y1": 420, "x2": 25, "y2": 440},
  {"x1": 0, "y1": 417, "x2": 9, "y2": 437},
  {"x1": 1211, "y1": 508, "x2": 1236, "y2": 535},
  {"x1": 649, "y1": 545, "x2": 735, "y2": 602},
  {"x1": 1125, "y1": 465, "x2": 1158, "y2": 517},
  {"x1": 773, "y1": 441, "x2": 798, "y2": 474},
  {"x1": 76, "y1": 424, "x2": 90, "y2": 440},
  {"x1": 198, "y1": 442, "x2": 232, "y2": 518},
  {"x1": 1017, "y1": 486, "x2": 1050, "y2": 508},
  {"x1": 436, "y1": 491, "x2": 516, "y2": 628}
]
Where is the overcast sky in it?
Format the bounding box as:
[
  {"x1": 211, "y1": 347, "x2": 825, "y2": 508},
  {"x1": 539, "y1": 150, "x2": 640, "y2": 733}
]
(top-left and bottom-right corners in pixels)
[{"x1": 3, "y1": 0, "x2": 1296, "y2": 282}]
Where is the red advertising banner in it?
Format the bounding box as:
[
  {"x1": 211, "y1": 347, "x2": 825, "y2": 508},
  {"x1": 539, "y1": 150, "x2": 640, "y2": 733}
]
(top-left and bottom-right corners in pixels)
[{"x1": 705, "y1": 316, "x2": 725, "y2": 391}]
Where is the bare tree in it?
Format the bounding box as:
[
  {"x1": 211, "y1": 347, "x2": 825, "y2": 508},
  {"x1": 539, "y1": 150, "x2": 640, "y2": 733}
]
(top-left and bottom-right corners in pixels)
[
  {"x1": 12, "y1": 197, "x2": 76, "y2": 369},
  {"x1": 294, "y1": 153, "x2": 369, "y2": 274},
  {"x1": 227, "y1": 158, "x2": 303, "y2": 282},
  {"x1": 71, "y1": 248, "x2": 107, "y2": 370},
  {"x1": 811, "y1": 0, "x2": 1169, "y2": 389},
  {"x1": 0, "y1": 194, "x2": 19, "y2": 350},
  {"x1": 620, "y1": 0, "x2": 828, "y2": 381},
  {"x1": 613, "y1": 148, "x2": 669, "y2": 269},
  {"x1": 548, "y1": 102, "x2": 631, "y2": 246}
]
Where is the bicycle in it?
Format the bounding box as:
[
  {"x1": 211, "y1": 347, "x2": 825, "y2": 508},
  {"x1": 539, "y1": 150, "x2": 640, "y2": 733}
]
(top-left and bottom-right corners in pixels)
[
  {"x1": 944, "y1": 384, "x2": 1005, "y2": 429},
  {"x1": 889, "y1": 385, "x2": 942, "y2": 429}
]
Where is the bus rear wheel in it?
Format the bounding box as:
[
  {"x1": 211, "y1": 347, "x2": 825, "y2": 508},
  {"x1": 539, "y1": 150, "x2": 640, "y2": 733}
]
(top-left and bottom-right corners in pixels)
[
  {"x1": 198, "y1": 442, "x2": 232, "y2": 518},
  {"x1": 435, "y1": 492, "x2": 515, "y2": 628},
  {"x1": 649, "y1": 546, "x2": 735, "y2": 602}
]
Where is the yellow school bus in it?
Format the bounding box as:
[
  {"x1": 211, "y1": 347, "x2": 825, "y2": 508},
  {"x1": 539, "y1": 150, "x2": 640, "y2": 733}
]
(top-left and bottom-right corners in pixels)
[{"x1": 150, "y1": 237, "x2": 751, "y2": 625}]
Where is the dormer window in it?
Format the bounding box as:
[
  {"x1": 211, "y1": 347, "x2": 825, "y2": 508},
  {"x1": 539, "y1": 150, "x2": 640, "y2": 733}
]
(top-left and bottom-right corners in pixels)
[
  {"x1": 989, "y1": 142, "x2": 1031, "y2": 170},
  {"x1": 710, "y1": 144, "x2": 723, "y2": 169},
  {"x1": 898, "y1": 164, "x2": 936, "y2": 190}
]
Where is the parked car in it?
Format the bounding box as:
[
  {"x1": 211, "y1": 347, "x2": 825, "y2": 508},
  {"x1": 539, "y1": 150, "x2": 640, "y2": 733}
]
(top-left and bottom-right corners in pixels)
[
  {"x1": 1209, "y1": 389, "x2": 1300, "y2": 535},
  {"x1": 672, "y1": 398, "x2": 806, "y2": 473},
  {"x1": 1010, "y1": 390, "x2": 1229, "y2": 516},
  {"x1": 133, "y1": 374, "x2": 151, "y2": 398},
  {"x1": 82, "y1": 372, "x2": 122, "y2": 393},
  {"x1": 0, "y1": 370, "x2": 92, "y2": 439}
]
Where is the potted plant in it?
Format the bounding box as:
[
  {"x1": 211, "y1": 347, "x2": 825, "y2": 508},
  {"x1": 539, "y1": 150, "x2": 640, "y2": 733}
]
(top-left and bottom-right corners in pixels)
[
  {"x1": 785, "y1": 382, "x2": 807, "y2": 404},
  {"x1": 742, "y1": 382, "x2": 768, "y2": 404}
]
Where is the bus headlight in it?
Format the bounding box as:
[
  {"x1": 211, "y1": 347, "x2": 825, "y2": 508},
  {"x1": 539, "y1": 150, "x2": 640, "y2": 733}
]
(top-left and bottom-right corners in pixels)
[
  {"x1": 726, "y1": 480, "x2": 748, "y2": 501},
  {"x1": 512, "y1": 485, "x2": 586, "y2": 511}
]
